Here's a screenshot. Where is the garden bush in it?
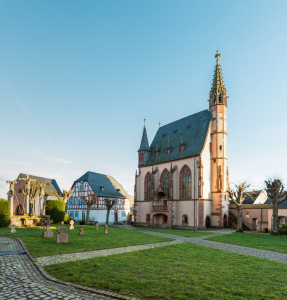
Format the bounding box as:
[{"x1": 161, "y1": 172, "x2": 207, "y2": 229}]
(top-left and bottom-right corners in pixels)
[
  {"x1": 63, "y1": 213, "x2": 70, "y2": 224},
  {"x1": 45, "y1": 200, "x2": 65, "y2": 224},
  {"x1": 0, "y1": 198, "x2": 11, "y2": 227},
  {"x1": 279, "y1": 223, "x2": 287, "y2": 235}
]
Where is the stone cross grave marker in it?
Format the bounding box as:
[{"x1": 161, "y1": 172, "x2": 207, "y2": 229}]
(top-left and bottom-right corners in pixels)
[
  {"x1": 42, "y1": 217, "x2": 54, "y2": 238},
  {"x1": 104, "y1": 225, "x2": 108, "y2": 234},
  {"x1": 95, "y1": 222, "x2": 98, "y2": 230},
  {"x1": 69, "y1": 220, "x2": 74, "y2": 230},
  {"x1": 56, "y1": 227, "x2": 68, "y2": 244},
  {"x1": 79, "y1": 227, "x2": 84, "y2": 235},
  {"x1": 10, "y1": 224, "x2": 16, "y2": 233}
]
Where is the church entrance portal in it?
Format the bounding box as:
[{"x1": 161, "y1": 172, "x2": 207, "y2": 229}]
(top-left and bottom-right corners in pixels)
[
  {"x1": 153, "y1": 214, "x2": 168, "y2": 228},
  {"x1": 206, "y1": 216, "x2": 211, "y2": 228}
]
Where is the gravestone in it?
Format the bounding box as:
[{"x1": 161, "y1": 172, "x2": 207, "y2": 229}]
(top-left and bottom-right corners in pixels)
[
  {"x1": 42, "y1": 217, "x2": 54, "y2": 238},
  {"x1": 104, "y1": 225, "x2": 108, "y2": 234},
  {"x1": 79, "y1": 227, "x2": 84, "y2": 235},
  {"x1": 95, "y1": 222, "x2": 98, "y2": 230},
  {"x1": 69, "y1": 220, "x2": 74, "y2": 230},
  {"x1": 10, "y1": 224, "x2": 16, "y2": 233},
  {"x1": 56, "y1": 227, "x2": 68, "y2": 244}
]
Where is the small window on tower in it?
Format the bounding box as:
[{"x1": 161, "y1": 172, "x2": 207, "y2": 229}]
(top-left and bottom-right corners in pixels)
[
  {"x1": 167, "y1": 148, "x2": 170, "y2": 155},
  {"x1": 219, "y1": 96, "x2": 222, "y2": 104},
  {"x1": 180, "y1": 144, "x2": 184, "y2": 151},
  {"x1": 213, "y1": 95, "x2": 216, "y2": 104},
  {"x1": 219, "y1": 145, "x2": 222, "y2": 150}
]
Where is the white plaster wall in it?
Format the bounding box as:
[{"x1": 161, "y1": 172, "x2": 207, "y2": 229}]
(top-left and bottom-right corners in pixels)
[
  {"x1": 201, "y1": 124, "x2": 212, "y2": 200},
  {"x1": 254, "y1": 191, "x2": 268, "y2": 204}
]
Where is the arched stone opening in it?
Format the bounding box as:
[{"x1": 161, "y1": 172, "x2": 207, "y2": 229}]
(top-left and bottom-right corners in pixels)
[
  {"x1": 223, "y1": 214, "x2": 228, "y2": 228},
  {"x1": 182, "y1": 214, "x2": 188, "y2": 226},
  {"x1": 205, "y1": 215, "x2": 211, "y2": 228}
]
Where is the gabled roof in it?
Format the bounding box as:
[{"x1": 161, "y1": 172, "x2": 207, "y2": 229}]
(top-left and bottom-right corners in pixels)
[
  {"x1": 18, "y1": 173, "x2": 62, "y2": 196},
  {"x1": 75, "y1": 171, "x2": 126, "y2": 199},
  {"x1": 145, "y1": 109, "x2": 211, "y2": 166}
]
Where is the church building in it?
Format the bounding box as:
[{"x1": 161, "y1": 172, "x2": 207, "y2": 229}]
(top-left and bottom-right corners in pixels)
[{"x1": 134, "y1": 51, "x2": 229, "y2": 229}]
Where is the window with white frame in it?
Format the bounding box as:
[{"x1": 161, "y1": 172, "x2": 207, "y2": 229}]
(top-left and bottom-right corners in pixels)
[{"x1": 122, "y1": 211, "x2": 126, "y2": 217}]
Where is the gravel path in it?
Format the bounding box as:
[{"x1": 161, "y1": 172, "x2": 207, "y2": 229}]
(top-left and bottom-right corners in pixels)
[{"x1": 0, "y1": 236, "x2": 137, "y2": 300}]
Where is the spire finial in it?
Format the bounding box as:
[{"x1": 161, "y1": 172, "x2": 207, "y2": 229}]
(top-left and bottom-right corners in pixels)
[
  {"x1": 159, "y1": 121, "x2": 161, "y2": 128},
  {"x1": 215, "y1": 50, "x2": 221, "y2": 65},
  {"x1": 144, "y1": 118, "x2": 146, "y2": 128}
]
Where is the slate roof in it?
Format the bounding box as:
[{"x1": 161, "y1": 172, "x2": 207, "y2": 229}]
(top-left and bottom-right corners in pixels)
[
  {"x1": 138, "y1": 126, "x2": 150, "y2": 151},
  {"x1": 75, "y1": 171, "x2": 126, "y2": 199},
  {"x1": 145, "y1": 109, "x2": 211, "y2": 166},
  {"x1": 18, "y1": 173, "x2": 62, "y2": 196}
]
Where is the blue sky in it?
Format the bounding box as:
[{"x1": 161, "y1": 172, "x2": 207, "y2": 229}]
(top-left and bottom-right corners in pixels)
[{"x1": 1, "y1": 0, "x2": 287, "y2": 197}]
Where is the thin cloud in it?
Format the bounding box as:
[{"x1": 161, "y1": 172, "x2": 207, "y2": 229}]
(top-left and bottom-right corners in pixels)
[
  {"x1": 50, "y1": 157, "x2": 71, "y2": 164},
  {"x1": 16, "y1": 99, "x2": 30, "y2": 114}
]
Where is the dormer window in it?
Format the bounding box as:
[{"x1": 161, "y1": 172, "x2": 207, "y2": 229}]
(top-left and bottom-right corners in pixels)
[
  {"x1": 166, "y1": 148, "x2": 170, "y2": 155},
  {"x1": 155, "y1": 151, "x2": 159, "y2": 157},
  {"x1": 162, "y1": 134, "x2": 166, "y2": 137},
  {"x1": 186, "y1": 125, "x2": 190, "y2": 129},
  {"x1": 180, "y1": 144, "x2": 184, "y2": 151},
  {"x1": 173, "y1": 130, "x2": 177, "y2": 134},
  {"x1": 100, "y1": 186, "x2": 104, "y2": 191}
]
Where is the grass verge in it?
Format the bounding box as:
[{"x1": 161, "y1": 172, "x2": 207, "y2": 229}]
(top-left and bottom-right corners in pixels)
[
  {"x1": 45, "y1": 242, "x2": 287, "y2": 300},
  {"x1": 206, "y1": 232, "x2": 287, "y2": 253},
  {"x1": 0, "y1": 225, "x2": 171, "y2": 257}
]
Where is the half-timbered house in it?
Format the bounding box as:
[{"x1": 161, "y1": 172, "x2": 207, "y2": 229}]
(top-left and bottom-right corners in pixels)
[{"x1": 66, "y1": 171, "x2": 131, "y2": 224}]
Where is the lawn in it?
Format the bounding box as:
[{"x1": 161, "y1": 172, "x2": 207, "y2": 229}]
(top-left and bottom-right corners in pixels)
[
  {"x1": 45, "y1": 242, "x2": 287, "y2": 300},
  {"x1": 139, "y1": 227, "x2": 213, "y2": 237},
  {"x1": 0, "y1": 225, "x2": 171, "y2": 257},
  {"x1": 207, "y1": 232, "x2": 287, "y2": 253}
]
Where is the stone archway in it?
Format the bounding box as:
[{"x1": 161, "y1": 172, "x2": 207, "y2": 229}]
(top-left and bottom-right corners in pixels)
[
  {"x1": 223, "y1": 214, "x2": 228, "y2": 228},
  {"x1": 153, "y1": 213, "x2": 168, "y2": 228},
  {"x1": 16, "y1": 204, "x2": 24, "y2": 215}
]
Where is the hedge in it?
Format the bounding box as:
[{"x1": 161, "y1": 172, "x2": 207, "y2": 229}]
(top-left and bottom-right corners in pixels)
[
  {"x1": 45, "y1": 200, "x2": 65, "y2": 224},
  {"x1": 0, "y1": 198, "x2": 11, "y2": 227}
]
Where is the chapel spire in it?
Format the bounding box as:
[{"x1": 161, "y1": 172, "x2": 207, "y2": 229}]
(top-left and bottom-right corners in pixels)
[
  {"x1": 209, "y1": 50, "x2": 227, "y2": 108},
  {"x1": 138, "y1": 119, "x2": 150, "y2": 151}
]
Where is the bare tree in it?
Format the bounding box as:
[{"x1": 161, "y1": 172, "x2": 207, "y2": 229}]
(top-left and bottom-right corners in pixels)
[
  {"x1": 105, "y1": 199, "x2": 116, "y2": 226},
  {"x1": 228, "y1": 182, "x2": 251, "y2": 232},
  {"x1": 81, "y1": 193, "x2": 97, "y2": 225},
  {"x1": 265, "y1": 178, "x2": 287, "y2": 235}
]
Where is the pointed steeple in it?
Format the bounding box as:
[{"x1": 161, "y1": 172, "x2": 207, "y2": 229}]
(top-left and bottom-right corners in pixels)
[
  {"x1": 138, "y1": 119, "x2": 150, "y2": 151},
  {"x1": 209, "y1": 51, "x2": 227, "y2": 108}
]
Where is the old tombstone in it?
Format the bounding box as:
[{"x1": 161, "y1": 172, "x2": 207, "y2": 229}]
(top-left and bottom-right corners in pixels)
[
  {"x1": 95, "y1": 222, "x2": 98, "y2": 230},
  {"x1": 56, "y1": 227, "x2": 68, "y2": 244},
  {"x1": 42, "y1": 217, "x2": 54, "y2": 238},
  {"x1": 104, "y1": 225, "x2": 108, "y2": 234},
  {"x1": 69, "y1": 220, "x2": 74, "y2": 230},
  {"x1": 10, "y1": 224, "x2": 16, "y2": 233},
  {"x1": 79, "y1": 227, "x2": 84, "y2": 235}
]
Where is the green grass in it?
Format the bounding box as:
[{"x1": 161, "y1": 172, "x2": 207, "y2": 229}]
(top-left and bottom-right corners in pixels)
[
  {"x1": 207, "y1": 232, "x2": 287, "y2": 253},
  {"x1": 138, "y1": 227, "x2": 213, "y2": 237},
  {"x1": 45, "y1": 242, "x2": 287, "y2": 300},
  {"x1": 0, "y1": 225, "x2": 171, "y2": 257}
]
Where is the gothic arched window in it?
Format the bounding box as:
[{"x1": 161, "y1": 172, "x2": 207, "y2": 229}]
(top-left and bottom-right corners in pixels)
[
  {"x1": 180, "y1": 165, "x2": 191, "y2": 199},
  {"x1": 182, "y1": 167, "x2": 191, "y2": 198},
  {"x1": 145, "y1": 172, "x2": 152, "y2": 200},
  {"x1": 161, "y1": 169, "x2": 170, "y2": 197}
]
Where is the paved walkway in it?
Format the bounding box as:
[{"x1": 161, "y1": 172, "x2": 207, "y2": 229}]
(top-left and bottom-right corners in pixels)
[
  {"x1": 36, "y1": 226, "x2": 287, "y2": 266},
  {"x1": 0, "y1": 236, "x2": 136, "y2": 300},
  {"x1": 117, "y1": 226, "x2": 287, "y2": 263}
]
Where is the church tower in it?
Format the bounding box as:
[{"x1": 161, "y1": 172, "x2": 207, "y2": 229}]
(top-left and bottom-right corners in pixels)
[
  {"x1": 138, "y1": 119, "x2": 151, "y2": 167},
  {"x1": 209, "y1": 51, "x2": 229, "y2": 227}
]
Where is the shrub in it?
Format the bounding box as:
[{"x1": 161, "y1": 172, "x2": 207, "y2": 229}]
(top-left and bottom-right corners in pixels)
[
  {"x1": 63, "y1": 214, "x2": 70, "y2": 224},
  {"x1": 279, "y1": 224, "x2": 287, "y2": 235},
  {"x1": 45, "y1": 200, "x2": 65, "y2": 224},
  {"x1": 79, "y1": 220, "x2": 85, "y2": 225},
  {"x1": 0, "y1": 199, "x2": 11, "y2": 227}
]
